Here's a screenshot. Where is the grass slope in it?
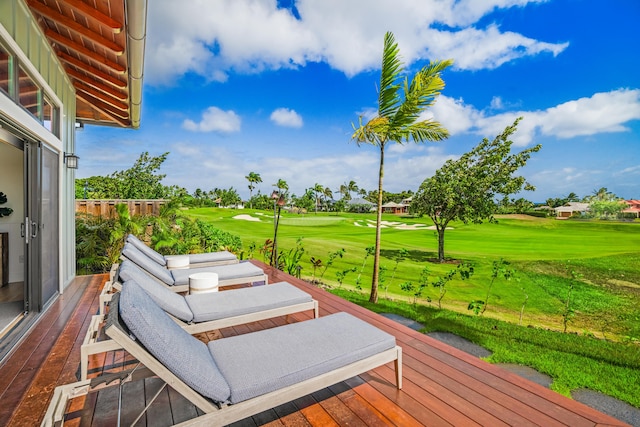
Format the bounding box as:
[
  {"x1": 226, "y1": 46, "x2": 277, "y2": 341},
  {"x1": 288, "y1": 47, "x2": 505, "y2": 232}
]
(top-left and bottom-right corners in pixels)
[
  {"x1": 333, "y1": 289, "x2": 640, "y2": 408},
  {"x1": 187, "y1": 208, "x2": 640, "y2": 340}
]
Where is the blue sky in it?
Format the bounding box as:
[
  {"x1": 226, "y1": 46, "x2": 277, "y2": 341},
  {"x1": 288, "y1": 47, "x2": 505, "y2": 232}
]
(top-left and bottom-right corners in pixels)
[{"x1": 77, "y1": 0, "x2": 640, "y2": 202}]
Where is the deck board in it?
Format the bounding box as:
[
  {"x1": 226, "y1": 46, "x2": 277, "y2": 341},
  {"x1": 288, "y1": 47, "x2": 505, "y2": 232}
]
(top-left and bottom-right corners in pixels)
[{"x1": 0, "y1": 261, "x2": 631, "y2": 427}]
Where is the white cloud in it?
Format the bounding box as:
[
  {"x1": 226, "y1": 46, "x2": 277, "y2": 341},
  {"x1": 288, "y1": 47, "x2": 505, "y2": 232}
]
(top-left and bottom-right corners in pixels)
[
  {"x1": 270, "y1": 108, "x2": 304, "y2": 128},
  {"x1": 145, "y1": 0, "x2": 567, "y2": 85},
  {"x1": 423, "y1": 25, "x2": 568, "y2": 71},
  {"x1": 429, "y1": 89, "x2": 640, "y2": 146},
  {"x1": 182, "y1": 107, "x2": 241, "y2": 133}
]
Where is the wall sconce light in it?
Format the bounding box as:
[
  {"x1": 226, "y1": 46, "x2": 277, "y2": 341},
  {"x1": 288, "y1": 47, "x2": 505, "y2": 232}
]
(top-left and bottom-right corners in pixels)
[{"x1": 64, "y1": 153, "x2": 79, "y2": 169}]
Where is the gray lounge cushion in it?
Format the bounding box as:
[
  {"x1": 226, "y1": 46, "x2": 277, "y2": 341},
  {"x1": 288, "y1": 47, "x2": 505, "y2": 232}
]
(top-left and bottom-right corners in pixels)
[
  {"x1": 166, "y1": 251, "x2": 237, "y2": 265},
  {"x1": 208, "y1": 312, "x2": 396, "y2": 403},
  {"x1": 118, "y1": 260, "x2": 193, "y2": 322},
  {"x1": 185, "y1": 281, "x2": 312, "y2": 323},
  {"x1": 118, "y1": 279, "x2": 231, "y2": 403},
  {"x1": 122, "y1": 243, "x2": 175, "y2": 286},
  {"x1": 171, "y1": 262, "x2": 264, "y2": 287},
  {"x1": 126, "y1": 234, "x2": 167, "y2": 266}
]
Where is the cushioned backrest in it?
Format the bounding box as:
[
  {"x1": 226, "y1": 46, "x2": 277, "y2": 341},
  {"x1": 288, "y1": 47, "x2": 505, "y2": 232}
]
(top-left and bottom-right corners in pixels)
[
  {"x1": 118, "y1": 279, "x2": 231, "y2": 403},
  {"x1": 118, "y1": 260, "x2": 193, "y2": 322},
  {"x1": 122, "y1": 243, "x2": 174, "y2": 286},
  {"x1": 127, "y1": 234, "x2": 167, "y2": 266}
]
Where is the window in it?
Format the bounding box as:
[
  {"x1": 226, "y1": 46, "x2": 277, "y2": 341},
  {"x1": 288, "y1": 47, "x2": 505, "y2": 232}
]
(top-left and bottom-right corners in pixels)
[
  {"x1": 43, "y1": 96, "x2": 60, "y2": 137},
  {"x1": 0, "y1": 39, "x2": 60, "y2": 136},
  {"x1": 0, "y1": 45, "x2": 12, "y2": 96},
  {"x1": 18, "y1": 64, "x2": 41, "y2": 118}
]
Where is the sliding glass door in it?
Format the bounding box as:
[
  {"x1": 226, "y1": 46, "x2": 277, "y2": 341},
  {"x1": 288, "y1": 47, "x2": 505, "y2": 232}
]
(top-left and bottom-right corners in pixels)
[{"x1": 24, "y1": 141, "x2": 59, "y2": 311}]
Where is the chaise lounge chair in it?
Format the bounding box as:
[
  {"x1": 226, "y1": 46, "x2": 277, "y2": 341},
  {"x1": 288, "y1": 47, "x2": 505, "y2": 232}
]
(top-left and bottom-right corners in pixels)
[
  {"x1": 80, "y1": 260, "x2": 319, "y2": 380},
  {"x1": 121, "y1": 243, "x2": 267, "y2": 293},
  {"x1": 126, "y1": 234, "x2": 238, "y2": 268},
  {"x1": 43, "y1": 280, "x2": 401, "y2": 427}
]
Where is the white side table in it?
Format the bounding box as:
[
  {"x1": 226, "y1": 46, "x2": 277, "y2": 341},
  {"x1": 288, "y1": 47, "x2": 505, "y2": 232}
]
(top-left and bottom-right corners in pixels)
[
  {"x1": 189, "y1": 272, "x2": 219, "y2": 294},
  {"x1": 166, "y1": 255, "x2": 190, "y2": 270}
]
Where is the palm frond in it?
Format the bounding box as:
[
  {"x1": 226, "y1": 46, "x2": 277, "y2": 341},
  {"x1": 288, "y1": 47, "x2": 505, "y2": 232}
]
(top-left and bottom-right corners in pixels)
[
  {"x1": 389, "y1": 59, "x2": 453, "y2": 138},
  {"x1": 393, "y1": 120, "x2": 450, "y2": 144},
  {"x1": 378, "y1": 32, "x2": 403, "y2": 118}
]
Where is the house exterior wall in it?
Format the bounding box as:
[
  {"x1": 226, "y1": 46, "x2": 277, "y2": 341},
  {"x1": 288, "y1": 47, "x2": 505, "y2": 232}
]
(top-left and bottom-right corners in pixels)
[{"x1": 0, "y1": 0, "x2": 77, "y2": 290}]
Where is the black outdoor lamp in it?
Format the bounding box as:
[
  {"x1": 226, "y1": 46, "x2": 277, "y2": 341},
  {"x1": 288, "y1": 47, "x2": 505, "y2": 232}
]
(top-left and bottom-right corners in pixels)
[{"x1": 64, "y1": 152, "x2": 79, "y2": 169}]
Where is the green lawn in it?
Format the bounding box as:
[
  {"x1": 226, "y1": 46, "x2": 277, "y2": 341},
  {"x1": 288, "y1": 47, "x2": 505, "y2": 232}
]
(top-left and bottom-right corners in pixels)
[{"x1": 186, "y1": 208, "x2": 640, "y2": 340}]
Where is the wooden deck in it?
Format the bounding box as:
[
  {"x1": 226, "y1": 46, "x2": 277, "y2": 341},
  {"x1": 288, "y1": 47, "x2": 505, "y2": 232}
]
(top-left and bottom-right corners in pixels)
[{"x1": 0, "y1": 260, "x2": 630, "y2": 427}]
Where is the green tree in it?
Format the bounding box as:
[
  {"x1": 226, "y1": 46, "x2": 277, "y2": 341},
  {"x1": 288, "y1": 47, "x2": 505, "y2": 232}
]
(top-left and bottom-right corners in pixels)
[
  {"x1": 110, "y1": 151, "x2": 169, "y2": 199},
  {"x1": 565, "y1": 192, "x2": 580, "y2": 202},
  {"x1": 468, "y1": 259, "x2": 515, "y2": 315},
  {"x1": 312, "y1": 183, "x2": 324, "y2": 214},
  {"x1": 590, "y1": 199, "x2": 626, "y2": 219},
  {"x1": 351, "y1": 31, "x2": 452, "y2": 302},
  {"x1": 412, "y1": 118, "x2": 541, "y2": 262},
  {"x1": 274, "y1": 179, "x2": 289, "y2": 197},
  {"x1": 322, "y1": 186, "x2": 333, "y2": 211},
  {"x1": 245, "y1": 172, "x2": 262, "y2": 209},
  {"x1": 217, "y1": 187, "x2": 241, "y2": 207}
]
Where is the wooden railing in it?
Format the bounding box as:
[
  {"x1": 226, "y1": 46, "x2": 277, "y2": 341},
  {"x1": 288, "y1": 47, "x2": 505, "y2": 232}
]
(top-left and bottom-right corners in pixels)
[{"x1": 75, "y1": 199, "x2": 167, "y2": 218}]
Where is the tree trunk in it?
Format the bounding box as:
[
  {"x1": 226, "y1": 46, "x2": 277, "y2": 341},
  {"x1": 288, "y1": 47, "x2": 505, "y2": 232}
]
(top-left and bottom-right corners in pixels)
[
  {"x1": 437, "y1": 226, "x2": 445, "y2": 262},
  {"x1": 370, "y1": 146, "x2": 385, "y2": 303}
]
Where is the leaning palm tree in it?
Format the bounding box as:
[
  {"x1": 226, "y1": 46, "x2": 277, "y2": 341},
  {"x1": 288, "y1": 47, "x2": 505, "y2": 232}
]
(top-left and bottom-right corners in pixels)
[
  {"x1": 245, "y1": 172, "x2": 262, "y2": 209},
  {"x1": 352, "y1": 31, "x2": 452, "y2": 303}
]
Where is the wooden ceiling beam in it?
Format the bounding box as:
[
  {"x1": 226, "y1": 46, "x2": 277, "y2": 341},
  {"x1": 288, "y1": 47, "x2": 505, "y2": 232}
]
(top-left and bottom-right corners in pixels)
[
  {"x1": 65, "y1": 67, "x2": 127, "y2": 100},
  {"x1": 73, "y1": 81, "x2": 128, "y2": 111},
  {"x1": 46, "y1": 29, "x2": 125, "y2": 73},
  {"x1": 27, "y1": 0, "x2": 124, "y2": 55},
  {"x1": 57, "y1": 51, "x2": 127, "y2": 89},
  {"x1": 56, "y1": 0, "x2": 123, "y2": 33},
  {"x1": 76, "y1": 91, "x2": 130, "y2": 126}
]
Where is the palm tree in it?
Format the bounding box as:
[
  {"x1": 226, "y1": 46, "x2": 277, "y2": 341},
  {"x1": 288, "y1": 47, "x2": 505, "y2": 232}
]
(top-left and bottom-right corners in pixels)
[
  {"x1": 323, "y1": 186, "x2": 333, "y2": 211},
  {"x1": 351, "y1": 31, "x2": 452, "y2": 303},
  {"x1": 346, "y1": 180, "x2": 359, "y2": 199},
  {"x1": 245, "y1": 172, "x2": 262, "y2": 209},
  {"x1": 591, "y1": 187, "x2": 613, "y2": 202},
  {"x1": 338, "y1": 183, "x2": 350, "y2": 201},
  {"x1": 312, "y1": 183, "x2": 324, "y2": 213},
  {"x1": 565, "y1": 192, "x2": 579, "y2": 203},
  {"x1": 274, "y1": 179, "x2": 289, "y2": 196}
]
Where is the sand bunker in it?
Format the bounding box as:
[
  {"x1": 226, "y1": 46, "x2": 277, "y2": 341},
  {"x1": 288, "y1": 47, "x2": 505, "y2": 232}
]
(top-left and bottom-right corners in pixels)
[
  {"x1": 233, "y1": 214, "x2": 261, "y2": 222},
  {"x1": 426, "y1": 225, "x2": 453, "y2": 230},
  {"x1": 352, "y1": 220, "x2": 451, "y2": 230}
]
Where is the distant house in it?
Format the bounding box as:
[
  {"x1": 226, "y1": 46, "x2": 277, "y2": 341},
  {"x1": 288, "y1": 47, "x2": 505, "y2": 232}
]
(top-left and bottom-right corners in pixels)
[
  {"x1": 554, "y1": 202, "x2": 590, "y2": 219},
  {"x1": 382, "y1": 201, "x2": 409, "y2": 214},
  {"x1": 622, "y1": 200, "x2": 640, "y2": 218}
]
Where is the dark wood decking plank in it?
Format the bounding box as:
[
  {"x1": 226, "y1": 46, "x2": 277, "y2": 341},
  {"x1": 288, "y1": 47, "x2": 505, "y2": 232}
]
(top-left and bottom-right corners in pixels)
[
  {"x1": 292, "y1": 394, "x2": 339, "y2": 427},
  {"x1": 401, "y1": 356, "x2": 539, "y2": 427},
  {"x1": 118, "y1": 378, "x2": 147, "y2": 426},
  {"x1": 406, "y1": 338, "x2": 602, "y2": 427},
  {"x1": 328, "y1": 380, "x2": 405, "y2": 427},
  {"x1": 8, "y1": 279, "x2": 104, "y2": 425},
  {"x1": 311, "y1": 387, "x2": 368, "y2": 427},
  {"x1": 167, "y1": 385, "x2": 199, "y2": 425},
  {"x1": 0, "y1": 275, "x2": 87, "y2": 397},
  {"x1": 4, "y1": 274, "x2": 103, "y2": 426},
  {"x1": 144, "y1": 377, "x2": 174, "y2": 427},
  {"x1": 90, "y1": 385, "x2": 121, "y2": 426},
  {"x1": 272, "y1": 401, "x2": 312, "y2": 426}
]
